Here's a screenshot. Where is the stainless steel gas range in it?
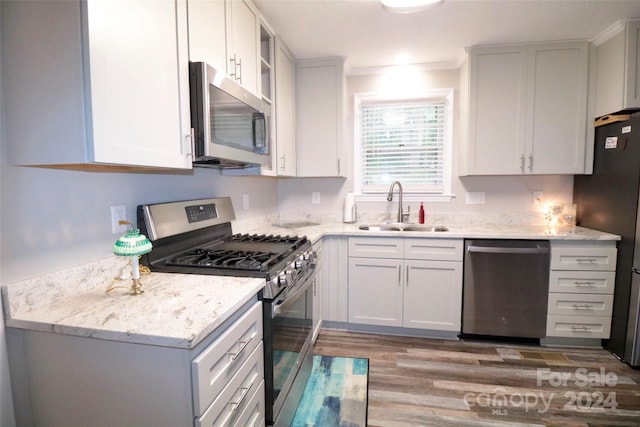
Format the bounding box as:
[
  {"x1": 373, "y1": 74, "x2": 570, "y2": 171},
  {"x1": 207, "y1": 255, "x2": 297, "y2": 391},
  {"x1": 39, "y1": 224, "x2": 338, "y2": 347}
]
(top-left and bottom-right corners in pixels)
[{"x1": 137, "y1": 197, "x2": 318, "y2": 426}]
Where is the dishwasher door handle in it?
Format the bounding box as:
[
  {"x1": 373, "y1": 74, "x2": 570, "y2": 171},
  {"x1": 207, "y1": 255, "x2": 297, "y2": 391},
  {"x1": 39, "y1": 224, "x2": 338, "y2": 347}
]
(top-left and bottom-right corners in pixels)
[{"x1": 467, "y1": 245, "x2": 549, "y2": 255}]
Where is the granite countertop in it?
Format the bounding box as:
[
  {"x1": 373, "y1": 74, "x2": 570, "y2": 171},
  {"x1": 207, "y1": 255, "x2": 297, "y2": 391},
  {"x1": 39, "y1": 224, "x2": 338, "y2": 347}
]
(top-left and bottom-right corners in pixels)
[
  {"x1": 1, "y1": 257, "x2": 264, "y2": 349},
  {"x1": 245, "y1": 221, "x2": 621, "y2": 245},
  {"x1": 2, "y1": 218, "x2": 619, "y2": 351}
]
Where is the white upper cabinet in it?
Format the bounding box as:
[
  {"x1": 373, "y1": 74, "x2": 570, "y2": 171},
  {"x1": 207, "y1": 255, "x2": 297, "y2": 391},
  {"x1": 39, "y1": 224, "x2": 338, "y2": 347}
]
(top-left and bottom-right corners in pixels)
[
  {"x1": 188, "y1": 0, "x2": 260, "y2": 97},
  {"x1": 275, "y1": 38, "x2": 297, "y2": 177},
  {"x1": 187, "y1": 0, "x2": 227, "y2": 72},
  {"x1": 4, "y1": 0, "x2": 193, "y2": 170},
  {"x1": 594, "y1": 20, "x2": 640, "y2": 117},
  {"x1": 226, "y1": 0, "x2": 260, "y2": 96},
  {"x1": 462, "y1": 42, "x2": 589, "y2": 175},
  {"x1": 295, "y1": 57, "x2": 346, "y2": 177}
]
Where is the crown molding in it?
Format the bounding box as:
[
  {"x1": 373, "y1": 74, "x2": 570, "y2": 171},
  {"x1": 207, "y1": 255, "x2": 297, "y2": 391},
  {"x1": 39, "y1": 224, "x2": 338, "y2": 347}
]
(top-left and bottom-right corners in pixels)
[{"x1": 591, "y1": 20, "x2": 626, "y2": 47}]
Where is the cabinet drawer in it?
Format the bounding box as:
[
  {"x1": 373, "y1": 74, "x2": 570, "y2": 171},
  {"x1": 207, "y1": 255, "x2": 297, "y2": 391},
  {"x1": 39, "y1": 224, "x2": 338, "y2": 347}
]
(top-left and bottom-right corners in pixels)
[
  {"x1": 196, "y1": 342, "x2": 265, "y2": 427},
  {"x1": 550, "y1": 246, "x2": 617, "y2": 271},
  {"x1": 547, "y1": 293, "x2": 614, "y2": 317},
  {"x1": 233, "y1": 380, "x2": 265, "y2": 427},
  {"x1": 549, "y1": 270, "x2": 615, "y2": 294},
  {"x1": 192, "y1": 301, "x2": 263, "y2": 416},
  {"x1": 349, "y1": 237, "x2": 403, "y2": 259},
  {"x1": 404, "y1": 238, "x2": 463, "y2": 261},
  {"x1": 546, "y1": 315, "x2": 612, "y2": 339}
]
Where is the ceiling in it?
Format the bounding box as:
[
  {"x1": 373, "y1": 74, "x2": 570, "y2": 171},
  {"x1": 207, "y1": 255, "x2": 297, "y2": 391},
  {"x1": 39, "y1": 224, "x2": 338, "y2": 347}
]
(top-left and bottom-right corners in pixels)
[{"x1": 253, "y1": 0, "x2": 640, "y2": 73}]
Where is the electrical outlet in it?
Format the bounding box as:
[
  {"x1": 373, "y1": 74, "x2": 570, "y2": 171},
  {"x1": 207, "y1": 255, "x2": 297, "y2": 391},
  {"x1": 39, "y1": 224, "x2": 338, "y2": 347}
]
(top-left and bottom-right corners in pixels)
[
  {"x1": 242, "y1": 194, "x2": 250, "y2": 210},
  {"x1": 312, "y1": 192, "x2": 320, "y2": 204},
  {"x1": 111, "y1": 205, "x2": 127, "y2": 234},
  {"x1": 533, "y1": 191, "x2": 543, "y2": 206},
  {"x1": 465, "y1": 192, "x2": 485, "y2": 205}
]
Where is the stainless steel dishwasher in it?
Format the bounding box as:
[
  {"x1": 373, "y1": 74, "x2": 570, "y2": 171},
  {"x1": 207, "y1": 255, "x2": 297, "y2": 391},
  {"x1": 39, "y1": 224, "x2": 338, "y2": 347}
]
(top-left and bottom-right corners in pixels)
[{"x1": 462, "y1": 239, "x2": 550, "y2": 339}]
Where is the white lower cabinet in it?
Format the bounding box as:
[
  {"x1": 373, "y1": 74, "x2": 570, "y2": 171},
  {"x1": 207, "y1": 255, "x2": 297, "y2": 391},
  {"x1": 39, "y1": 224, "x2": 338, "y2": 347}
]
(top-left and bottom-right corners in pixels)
[
  {"x1": 404, "y1": 259, "x2": 463, "y2": 331},
  {"x1": 7, "y1": 299, "x2": 265, "y2": 427},
  {"x1": 321, "y1": 236, "x2": 349, "y2": 323},
  {"x1": 348, "y1": 237, "x2": 463, "y2": 332},
  {"x1": 546, "y1": 241, "x2": 617, "y2": 339},
  {"x1": 349, "y1": 257, "x2": 404, "y2": 326},
  {"x1": 193, "y1": 302, "x2": 265, "y2": 426}
]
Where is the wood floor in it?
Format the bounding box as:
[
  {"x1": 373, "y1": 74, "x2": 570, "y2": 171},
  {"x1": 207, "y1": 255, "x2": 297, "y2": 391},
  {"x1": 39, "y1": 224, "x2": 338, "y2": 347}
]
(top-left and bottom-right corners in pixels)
[{"x1": 313, "y1": 329, "x2": 640, "y2": 427}]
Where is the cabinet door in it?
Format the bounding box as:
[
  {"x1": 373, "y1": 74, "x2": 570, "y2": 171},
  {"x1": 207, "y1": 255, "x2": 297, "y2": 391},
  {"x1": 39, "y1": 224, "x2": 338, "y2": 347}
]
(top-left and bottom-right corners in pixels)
[
  {"x1": 527, "y1": 43, "x2": 588, "y2": 174},
  {"x1": 322, "y1": 237, "x2": 349, "y2": 323},
  {"x1": 311, "y1": 240, "x2": 323, "y2": 341},
  {"x1": 188, "y1": 0, "x2": 227, "y2": 71},
  {"x1": 227, "y1": 0, "x2": 259, "y2": 96},
  {"x1": 87, "y1": 0, "x2": 192, "y2": 169},
  {"x1": 624, "y1": 20, "x2": 640, "y2": 109},
  {"x1": 274, "y1": 39, "x2": 297, "y2": 176},
  {"x1": 296, "y1": 58, "x2": 345, "y2": 177},
  {"x1": 467, "y1": 46, "x2": 528, "y2": 175},
  {"x1": 404, "y1": 260, "x2": 463, "y2": 331},
  {"x1": 348, "y1": 258, "x2": 403, "y2": 327},
  {"x1": 465, "y1": 42, "x2": 589, "y2": 176}
]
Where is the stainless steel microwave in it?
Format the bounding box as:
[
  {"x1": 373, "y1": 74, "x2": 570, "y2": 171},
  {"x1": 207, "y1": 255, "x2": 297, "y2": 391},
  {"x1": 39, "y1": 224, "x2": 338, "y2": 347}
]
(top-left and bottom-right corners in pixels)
[{"x1": 189, "y1": 62, "x2": 270, "y2": 168}]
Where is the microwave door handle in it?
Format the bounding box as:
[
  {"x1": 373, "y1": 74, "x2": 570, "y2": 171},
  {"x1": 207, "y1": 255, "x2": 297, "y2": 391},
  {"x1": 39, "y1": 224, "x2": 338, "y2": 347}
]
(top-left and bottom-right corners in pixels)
[{"x1": 253, "y1": 113, "x2": 265, "y2": 150}]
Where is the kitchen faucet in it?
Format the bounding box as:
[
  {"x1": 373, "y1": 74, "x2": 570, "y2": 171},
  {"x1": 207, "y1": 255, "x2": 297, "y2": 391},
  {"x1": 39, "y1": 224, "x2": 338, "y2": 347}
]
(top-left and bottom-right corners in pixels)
[{"x1": 387, "y1": 180, "x2": 408, "y2": 223}]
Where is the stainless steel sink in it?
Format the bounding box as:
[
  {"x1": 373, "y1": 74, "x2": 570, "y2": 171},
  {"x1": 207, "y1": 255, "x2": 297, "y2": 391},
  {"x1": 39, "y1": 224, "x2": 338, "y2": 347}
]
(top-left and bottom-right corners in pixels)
[
  {"x1": 272, "y1": 220, "x2": 320, "y2": 229},
  {"x1": 358, "y1": 223, "x2": 448, "y2": 232},
  {"x1": 403, "y1": 225, "x2": 449, "y2": 232},
  {"x1": 358, "y1": 224, "x2": 403, "y2": 231}
]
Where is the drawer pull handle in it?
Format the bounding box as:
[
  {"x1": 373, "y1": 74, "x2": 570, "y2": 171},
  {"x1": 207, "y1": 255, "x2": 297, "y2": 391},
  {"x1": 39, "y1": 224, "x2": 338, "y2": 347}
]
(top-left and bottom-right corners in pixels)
[
  {"x1": 574, "y1": 281, "x2": 595, "y2": 287},
  {"x1": 571, "y1": 325, "x2": 591, "y2": 332},
  {"x1": 230, "y1": 386, "x2": 251, "y2": 411},
  {"x1": 229, "y1": 336, "x2": 254, "y2": 361},
  {"x1": 576, "y1": 258, "x2": 597, "y2": 264},
  {"x1": 571, "y1": 303, "x2": 593, "y2": 310}
]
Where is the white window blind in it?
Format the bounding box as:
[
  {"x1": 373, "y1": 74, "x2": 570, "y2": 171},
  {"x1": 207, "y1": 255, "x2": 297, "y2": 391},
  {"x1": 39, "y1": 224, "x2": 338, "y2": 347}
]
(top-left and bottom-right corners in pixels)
[{"x1": 359, "y1": 98, "x2": 447, "y2": 194}]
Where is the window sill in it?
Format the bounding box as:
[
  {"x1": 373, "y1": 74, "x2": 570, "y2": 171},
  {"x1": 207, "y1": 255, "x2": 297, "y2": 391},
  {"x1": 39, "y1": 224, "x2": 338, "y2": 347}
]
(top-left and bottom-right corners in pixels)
[{"x1": 354, "y1": 194, "x2": 456, "y2": 203}]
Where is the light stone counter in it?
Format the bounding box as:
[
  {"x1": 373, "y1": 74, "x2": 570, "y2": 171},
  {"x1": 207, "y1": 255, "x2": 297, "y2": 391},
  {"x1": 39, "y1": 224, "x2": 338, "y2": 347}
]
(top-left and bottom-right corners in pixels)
[
  {"x1": 239, "y1": 221, "x2": 620, "y2": 245},
  {"x1": 2, "y1": 215, "x2": 618, "y2": 351},
  {"x1": 2, "y1": 256, "x2": 264, "y2": 349}
]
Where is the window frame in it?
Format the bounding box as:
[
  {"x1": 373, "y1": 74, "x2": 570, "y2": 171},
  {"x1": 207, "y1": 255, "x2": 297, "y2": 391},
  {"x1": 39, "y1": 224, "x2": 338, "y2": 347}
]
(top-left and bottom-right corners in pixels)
[{"x1": 353, "y1": 89, "x2": 455, "y2": 202}]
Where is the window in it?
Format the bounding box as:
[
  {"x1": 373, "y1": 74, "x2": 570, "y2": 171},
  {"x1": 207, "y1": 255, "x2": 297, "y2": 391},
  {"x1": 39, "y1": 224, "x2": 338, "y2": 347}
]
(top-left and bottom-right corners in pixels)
[{"x1": 354, "y1": 90, "x2": 453, "y2": 201}]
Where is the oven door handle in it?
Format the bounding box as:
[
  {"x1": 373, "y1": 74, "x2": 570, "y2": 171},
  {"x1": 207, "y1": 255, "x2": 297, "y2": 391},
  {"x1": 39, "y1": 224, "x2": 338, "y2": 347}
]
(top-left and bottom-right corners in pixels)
[{"x1": 271, "y1": 264, "x2": 316, "y2": 318}]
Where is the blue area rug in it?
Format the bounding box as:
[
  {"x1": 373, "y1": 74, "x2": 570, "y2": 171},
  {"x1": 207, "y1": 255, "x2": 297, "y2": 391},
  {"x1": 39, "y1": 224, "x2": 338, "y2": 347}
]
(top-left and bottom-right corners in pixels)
[{"x1": 291, "y1": 355, "x2": 369, "y2": 427}]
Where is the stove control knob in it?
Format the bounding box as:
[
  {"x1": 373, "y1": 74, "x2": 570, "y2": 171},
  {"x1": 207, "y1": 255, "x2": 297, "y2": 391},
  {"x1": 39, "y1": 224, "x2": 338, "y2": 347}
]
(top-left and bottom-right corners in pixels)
[
  {"x1": 277, "y1": 273, "x2": 287, "y2": 287},
  {"x1": 295, "y1": 255, "x2": 307, "y2": 269}
]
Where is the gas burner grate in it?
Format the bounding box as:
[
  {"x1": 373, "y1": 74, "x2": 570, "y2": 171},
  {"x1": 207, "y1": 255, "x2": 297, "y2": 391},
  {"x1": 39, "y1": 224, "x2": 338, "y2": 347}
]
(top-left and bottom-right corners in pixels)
[
  {"x1": 231, "y1": 233, "x2": 300, "y2": 244},
  {"x1": 167, "y1": 248, "x2": 276, "y2": 271}
]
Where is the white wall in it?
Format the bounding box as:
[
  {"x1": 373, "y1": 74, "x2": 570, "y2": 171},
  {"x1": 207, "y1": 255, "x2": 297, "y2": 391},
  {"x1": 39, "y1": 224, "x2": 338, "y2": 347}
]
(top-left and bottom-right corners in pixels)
[
  {"x1": 0, "y1": 167, "x2": 279, "y2": 284},
  {"x1": 278, "y1": 66, "x2": 574, "y2": 221}
]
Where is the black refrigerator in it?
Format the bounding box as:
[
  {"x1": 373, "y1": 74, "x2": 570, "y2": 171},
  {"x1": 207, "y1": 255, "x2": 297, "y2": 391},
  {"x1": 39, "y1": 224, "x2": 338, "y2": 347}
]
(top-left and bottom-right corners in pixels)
[{"x1": 574, "y1": 113, "x2": 640, "y2": 368}]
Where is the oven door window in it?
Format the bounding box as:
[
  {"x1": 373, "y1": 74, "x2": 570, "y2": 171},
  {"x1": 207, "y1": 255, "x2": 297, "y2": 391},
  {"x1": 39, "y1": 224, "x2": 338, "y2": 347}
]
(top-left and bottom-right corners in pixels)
[{"x1": 272, "y1": 286, "x2": 312, "y2": 402}]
